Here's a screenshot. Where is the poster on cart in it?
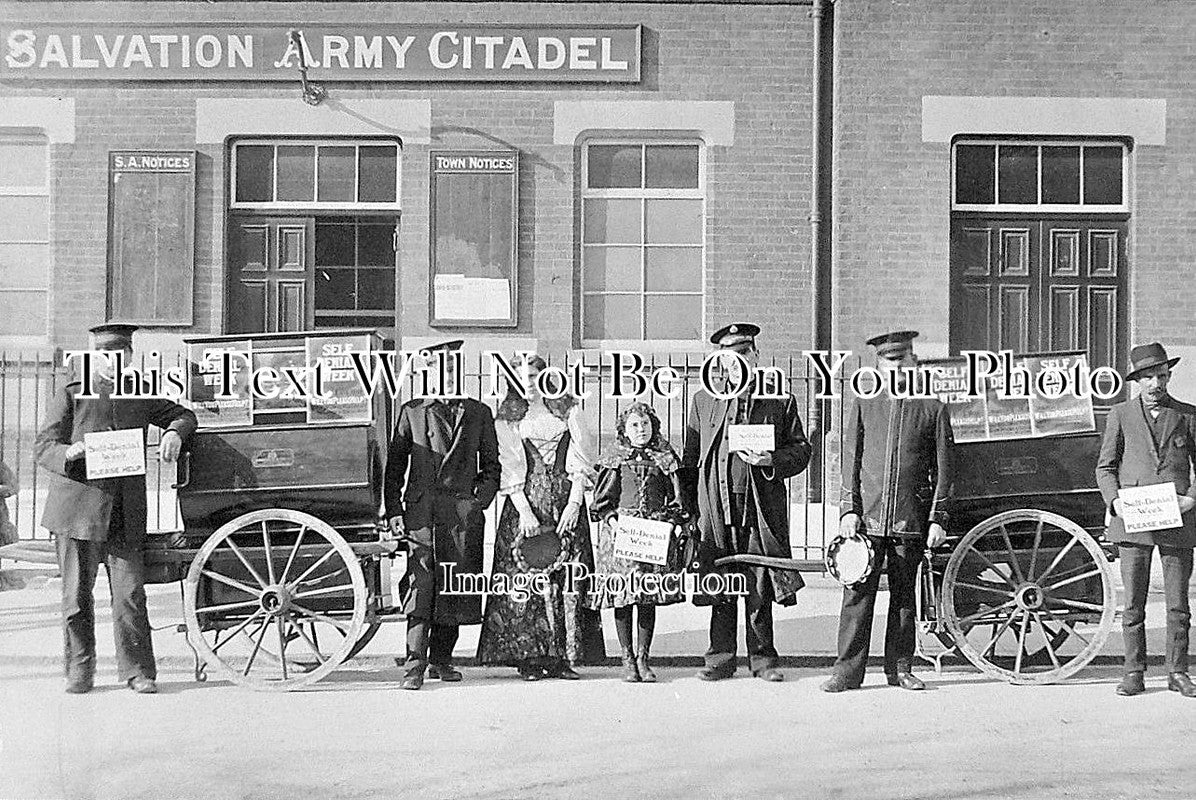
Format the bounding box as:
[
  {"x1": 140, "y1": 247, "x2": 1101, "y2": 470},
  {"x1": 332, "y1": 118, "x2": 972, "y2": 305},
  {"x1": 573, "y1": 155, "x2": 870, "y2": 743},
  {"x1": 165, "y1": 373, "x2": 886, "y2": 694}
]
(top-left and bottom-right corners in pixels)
[
  {"x1": 923, "y1": 351, "x2": 1097, "y2": 443},
  {"x1": 306, "y1": 333, "x2": 374, "y2": 423},
  {"x1": 186, "y1": 340, "x2": 252, "y2": 428}
]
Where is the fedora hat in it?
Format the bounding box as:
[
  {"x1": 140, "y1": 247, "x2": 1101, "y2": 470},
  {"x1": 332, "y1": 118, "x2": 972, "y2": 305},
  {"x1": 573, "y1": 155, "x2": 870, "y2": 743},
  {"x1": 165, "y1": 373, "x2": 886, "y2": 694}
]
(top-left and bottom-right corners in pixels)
[{"x1": 1126, "y1": 342, "x2": 1180, "y2": 380}]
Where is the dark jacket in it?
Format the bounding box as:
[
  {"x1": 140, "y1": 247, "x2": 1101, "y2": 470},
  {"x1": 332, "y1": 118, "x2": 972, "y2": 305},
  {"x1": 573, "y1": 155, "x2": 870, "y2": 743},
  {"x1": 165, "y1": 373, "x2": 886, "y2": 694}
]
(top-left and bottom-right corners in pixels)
[
  {"x1": 682, "y1": 387, "x2": 811, "y2": 605},
  {"x1": 1095, "y1": 395, "x2": 1196, "y2": 547},
  {"x1": 840, "y1": 396, "x2": 952, "y2": 539},
  {"x1": 35, "y1": 377, "x2": 197, "y2": 541},
  {"x1": 384, "y1": 397, "x2": 501, "y2": 624}
]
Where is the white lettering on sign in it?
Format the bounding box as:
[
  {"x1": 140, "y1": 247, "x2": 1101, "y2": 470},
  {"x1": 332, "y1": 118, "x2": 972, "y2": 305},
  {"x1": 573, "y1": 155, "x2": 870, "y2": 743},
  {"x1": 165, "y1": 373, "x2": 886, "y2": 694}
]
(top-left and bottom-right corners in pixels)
[
  {"x1": 11, "y1": 31, "x2": 255, "y2": 70},
  {"x1": 433, "y1": 153, "x2": 515, "y2": 173},
  {"x1": 112, "y1": 153, "x2": 192, "y2": 171}
]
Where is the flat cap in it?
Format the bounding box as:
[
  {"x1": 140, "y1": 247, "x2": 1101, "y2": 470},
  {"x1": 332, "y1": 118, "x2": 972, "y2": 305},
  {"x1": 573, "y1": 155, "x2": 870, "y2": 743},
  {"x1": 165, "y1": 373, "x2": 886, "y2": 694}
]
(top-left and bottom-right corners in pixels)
[
  {"x1": 710, "y1": 322, "x2": 760, "y2": 350},
  {"x1": 866, "y1": 330, "x2": 919, "y2": 358},
  {"x1": 88, "y1": 323, "x2": 137, "y2": 347},
  {"x1": 423, "y1": 339, "x2": 464, "y2": 354}
]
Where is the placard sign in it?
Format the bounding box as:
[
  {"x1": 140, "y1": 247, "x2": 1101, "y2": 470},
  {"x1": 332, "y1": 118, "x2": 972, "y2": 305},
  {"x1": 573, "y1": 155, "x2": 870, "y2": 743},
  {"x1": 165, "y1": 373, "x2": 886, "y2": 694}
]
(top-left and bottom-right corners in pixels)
[
  {"x1": 1119, "y1": 483, "x2": 1183, "y2": 534},
  {"x1": 612, "y1": 515, "x2": 673, "y2": 566},
  {"x1": 187, "y1": 341, "x2": 252, "y2": 428},
  {"x1": 727, "y1": 424, "x2": 775, "y2": 453},
  {"x1": 429, "y1": 151, "x2": 518, "y2": 327},
  {"x1": 306, "y1": 333, "x2": 373, "y2": 423},
  {"x1": 107, "y1": 150, "x2": 196, "y2": 325},
  {"x1": 84, "y1": 429, "x2": 146, "y2": 479},
  {"x1": 923, "y1": 352, "x2": 1097, "y2": 442}
]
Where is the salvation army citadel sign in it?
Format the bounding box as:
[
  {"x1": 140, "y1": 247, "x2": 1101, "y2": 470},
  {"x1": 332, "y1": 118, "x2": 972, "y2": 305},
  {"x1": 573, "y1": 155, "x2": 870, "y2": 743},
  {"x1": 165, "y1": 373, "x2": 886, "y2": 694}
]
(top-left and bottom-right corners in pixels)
[{"x1": 0, "y1": 24, "x2": 642, "y2": 82}]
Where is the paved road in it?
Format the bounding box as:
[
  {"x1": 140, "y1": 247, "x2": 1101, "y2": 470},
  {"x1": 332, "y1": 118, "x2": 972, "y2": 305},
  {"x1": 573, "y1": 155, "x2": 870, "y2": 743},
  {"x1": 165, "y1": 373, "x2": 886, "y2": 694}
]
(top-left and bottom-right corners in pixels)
[{"x1": 3, "y1": 662, "x2": 1196, "y2": 800}]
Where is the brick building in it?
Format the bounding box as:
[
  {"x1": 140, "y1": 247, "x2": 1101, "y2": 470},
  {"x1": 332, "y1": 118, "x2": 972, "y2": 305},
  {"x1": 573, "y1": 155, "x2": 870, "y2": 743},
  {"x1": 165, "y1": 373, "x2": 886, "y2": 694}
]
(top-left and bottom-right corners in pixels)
[
  {"x1": 0, "y1": 0, "x2": 815, "y2": 361},
  {"x1": 0, "y1": 0, "x2": 1192, "y2": 380}
]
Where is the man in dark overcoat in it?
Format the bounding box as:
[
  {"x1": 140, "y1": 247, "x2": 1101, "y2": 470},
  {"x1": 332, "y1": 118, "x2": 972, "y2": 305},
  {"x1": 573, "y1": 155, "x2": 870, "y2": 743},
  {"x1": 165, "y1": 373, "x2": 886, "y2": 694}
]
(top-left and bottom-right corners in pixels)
[
  {"x1": 36, "y1": 323, "x2": 196, "y2": 694},
  {"x1": 385, "y1": 340, "x2": 501, "y2": 690},
  {"x1": 1095, "y1": 342, "x2": 1196, "y2": 698},
  {"x1": 682, "y1": 323, "x2": 812, "y2": 682},
  {"x1": 822, "y1": 330, "x2": 952, "y2": 693}
]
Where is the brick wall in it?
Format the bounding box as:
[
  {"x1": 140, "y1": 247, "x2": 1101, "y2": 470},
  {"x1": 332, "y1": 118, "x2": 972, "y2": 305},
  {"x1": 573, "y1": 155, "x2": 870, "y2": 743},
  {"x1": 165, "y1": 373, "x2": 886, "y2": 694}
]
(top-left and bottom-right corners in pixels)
[
  {"x1": 0, "y1": 1, "x2": 816, "y2": 358},
  {"x1": 834, "y1": 0, "x2": 1196, "y2": 362}
]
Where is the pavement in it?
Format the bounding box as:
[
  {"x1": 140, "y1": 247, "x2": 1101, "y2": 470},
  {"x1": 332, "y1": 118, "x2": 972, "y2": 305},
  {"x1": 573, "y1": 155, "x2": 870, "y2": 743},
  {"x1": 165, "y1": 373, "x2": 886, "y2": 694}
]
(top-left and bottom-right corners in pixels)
[{"x1": 1, "y1": 556, "x2": 1193, "y2": 800}]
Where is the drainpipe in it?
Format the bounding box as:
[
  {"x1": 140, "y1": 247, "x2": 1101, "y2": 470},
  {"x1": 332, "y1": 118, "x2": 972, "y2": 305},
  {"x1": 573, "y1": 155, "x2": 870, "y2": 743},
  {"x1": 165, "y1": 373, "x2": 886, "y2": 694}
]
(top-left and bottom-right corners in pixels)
[{"x1": 808, "y1": 0, "x2": 834, "y2": 502}]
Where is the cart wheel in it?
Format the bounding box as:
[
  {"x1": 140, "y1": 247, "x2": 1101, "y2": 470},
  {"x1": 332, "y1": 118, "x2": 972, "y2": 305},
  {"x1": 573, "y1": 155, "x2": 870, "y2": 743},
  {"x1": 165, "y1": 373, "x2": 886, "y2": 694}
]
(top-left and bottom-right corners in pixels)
[
  {"x1": 183, "y1": 509, "x2": 366, "y2": 691},
  {"x1": 346, "y1": 622, "x2": 382, "y2": 660},
  {"x1": 942, "y1": 509, "x2": 1115, "y2": 685}
]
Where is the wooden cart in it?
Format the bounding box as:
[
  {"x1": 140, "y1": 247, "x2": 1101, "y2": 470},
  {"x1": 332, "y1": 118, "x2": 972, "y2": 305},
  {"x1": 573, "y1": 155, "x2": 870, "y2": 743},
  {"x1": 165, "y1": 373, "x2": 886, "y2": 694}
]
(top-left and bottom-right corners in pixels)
[
  {"x1": 146, "y1": 330, "x2": 404, "y2": 691},
  {"x1": 914, "y1": 352, "x2": 1117, "y2": 684}
]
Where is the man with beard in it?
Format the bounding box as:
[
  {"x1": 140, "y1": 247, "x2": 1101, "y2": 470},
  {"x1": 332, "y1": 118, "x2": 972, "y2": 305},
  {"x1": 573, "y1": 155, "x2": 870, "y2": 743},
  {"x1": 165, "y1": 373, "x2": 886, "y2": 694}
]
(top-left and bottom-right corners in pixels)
[
  {"x1": 683, "y1": 323, "x2": 811, "y2": 682},
  {"x1": 822, "y1": 330, "x2": 952, "y2": 693}
]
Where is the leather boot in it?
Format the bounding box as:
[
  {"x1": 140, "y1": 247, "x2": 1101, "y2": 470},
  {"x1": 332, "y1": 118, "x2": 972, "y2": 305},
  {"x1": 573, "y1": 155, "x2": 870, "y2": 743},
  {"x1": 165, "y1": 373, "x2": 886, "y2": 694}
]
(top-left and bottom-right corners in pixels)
[
  {"x1": 637, "y1": 648, "x2": 657, "y2": 683},
  {"x1": 622, "y1": 649, "x2": 641, "y2": 682}
]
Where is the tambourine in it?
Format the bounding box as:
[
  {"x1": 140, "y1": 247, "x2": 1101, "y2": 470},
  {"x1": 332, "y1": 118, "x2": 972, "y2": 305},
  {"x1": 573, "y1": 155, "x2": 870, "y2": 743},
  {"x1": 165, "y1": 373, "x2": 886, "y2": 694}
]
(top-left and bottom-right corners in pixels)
[
  {"x1": 824, "y1": 532, "x2": 876, "y2": 587},
  {"x1": 513, "y1": 524, "x2": 573, "y2": 574}
]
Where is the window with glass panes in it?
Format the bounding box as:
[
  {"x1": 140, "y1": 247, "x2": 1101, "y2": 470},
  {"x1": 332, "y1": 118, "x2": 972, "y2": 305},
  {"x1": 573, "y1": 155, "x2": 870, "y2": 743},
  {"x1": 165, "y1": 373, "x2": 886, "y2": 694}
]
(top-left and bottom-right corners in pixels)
[
  {"x1": 314, "y1": 217, "x2": 396, "y2": 329},
  {"x1": 232, "y1": 140, "x2": 400, "y2": 209},
  {"x1": 0, "y1": 131, "x2": 50, "y2": 340},
  {"x1": 953, "y1": 141, "x2": 1127, "y2": 211},
  {"x1": 582, "y1": 142, "x2": 704, "y2": 343}
]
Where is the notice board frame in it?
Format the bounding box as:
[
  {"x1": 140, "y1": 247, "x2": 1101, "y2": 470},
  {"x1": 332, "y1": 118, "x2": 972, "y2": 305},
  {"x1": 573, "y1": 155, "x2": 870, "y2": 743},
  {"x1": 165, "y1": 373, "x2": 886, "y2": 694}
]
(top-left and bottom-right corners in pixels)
[
  {"x1": 106, "y1": 149, "x2": 197, "y2": 326},
  {"x1": 428, "y1": 149, "x2": 519, "y2": 328}
]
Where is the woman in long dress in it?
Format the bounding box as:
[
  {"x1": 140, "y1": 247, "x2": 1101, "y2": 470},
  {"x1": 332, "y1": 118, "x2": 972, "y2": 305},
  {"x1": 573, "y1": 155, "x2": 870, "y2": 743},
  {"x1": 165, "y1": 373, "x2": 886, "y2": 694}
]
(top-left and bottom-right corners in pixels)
[
  {"x1": 477, "y1": 355, "x2": 605, "y2": 680},
  {"x1": 586, "y1": 402, "x2": 691, "y2": 682}
]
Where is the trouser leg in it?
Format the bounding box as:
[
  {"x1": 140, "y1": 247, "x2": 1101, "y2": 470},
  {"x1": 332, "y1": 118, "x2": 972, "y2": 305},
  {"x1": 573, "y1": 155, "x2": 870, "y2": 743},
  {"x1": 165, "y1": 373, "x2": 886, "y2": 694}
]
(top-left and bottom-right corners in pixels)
[
  {"x1": 884, "y1": 541, "x2": 923, "y2": 676},
  {"x1": 405, "y1": 617, "x2": 431, "y2": 673},
  {"x1": 833, "y1": 540, "x2": 885, "y2": 684},
  {"x1": 705, "y1": 600, "x2": 739, "y2": 671},
  {"x1": 1159, "y1": 545, "x2": 1193, "y2": 674},
  {"x1": 57, "y1": 535, "x2": 99, "y2": 681},
  {"x1": 105, "y1": 533, "x2": 156, "y2": 682},
  {"x1": 746, "y1": 567, "x2": 778, "y2": 674},
  {"x1": 1119, "y1": 544, "x2": 1152, "y2": 674},
  {"x1": 429, "y1": 623, "x2": 460, "y2": 666}
]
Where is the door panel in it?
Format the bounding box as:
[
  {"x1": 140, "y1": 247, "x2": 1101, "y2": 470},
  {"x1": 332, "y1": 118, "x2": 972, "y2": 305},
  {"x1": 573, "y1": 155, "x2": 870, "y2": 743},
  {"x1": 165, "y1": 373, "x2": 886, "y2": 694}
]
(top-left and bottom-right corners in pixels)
[
  {"x1": 950, "y1": 216, "x2": 1127, "y2": 384},
  {"x1": 228, "y1": 217, "x2": 314, "y2": 333}
]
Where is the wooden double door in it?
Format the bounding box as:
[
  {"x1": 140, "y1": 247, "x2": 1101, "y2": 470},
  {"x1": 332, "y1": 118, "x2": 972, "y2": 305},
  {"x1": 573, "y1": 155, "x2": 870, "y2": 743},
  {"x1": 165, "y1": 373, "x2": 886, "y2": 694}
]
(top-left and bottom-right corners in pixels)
[{"x1": 949, "y1": 215, "x2": 1128, "y2": 375}]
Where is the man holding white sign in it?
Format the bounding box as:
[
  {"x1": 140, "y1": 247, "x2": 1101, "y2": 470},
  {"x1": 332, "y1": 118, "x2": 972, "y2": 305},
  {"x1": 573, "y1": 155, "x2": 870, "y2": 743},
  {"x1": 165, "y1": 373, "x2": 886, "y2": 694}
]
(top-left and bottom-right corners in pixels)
[
  {"x1": 1096, "y1": 342, "x2": 1196, "y2": 698},
  {"x1": 682, "y1": 323, "x2": 811, "y2": 683},
  {"x1": 35, "y1": 324, "x2": 196, "y2": 695}
]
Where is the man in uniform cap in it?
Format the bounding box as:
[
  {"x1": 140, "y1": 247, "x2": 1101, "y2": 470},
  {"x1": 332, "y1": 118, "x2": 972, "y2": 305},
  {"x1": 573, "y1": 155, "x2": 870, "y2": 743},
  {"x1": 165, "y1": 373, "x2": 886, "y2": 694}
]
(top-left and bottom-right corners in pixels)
[
  {"x1": 822, "y1": 330, "x2": 952, "y2": 692},
  {"x1": 682, "y1": 323, "x2": 811, "y2": 681},
  {"x1": 35, "y1": 323, "x2": 197, "y2": 694},
  {"x1": 1096, "y1": 342, "x2": 1196, "y2": 697},
  {"x1": 385, "y1": 339, "x2": 501, "y2": 689}
]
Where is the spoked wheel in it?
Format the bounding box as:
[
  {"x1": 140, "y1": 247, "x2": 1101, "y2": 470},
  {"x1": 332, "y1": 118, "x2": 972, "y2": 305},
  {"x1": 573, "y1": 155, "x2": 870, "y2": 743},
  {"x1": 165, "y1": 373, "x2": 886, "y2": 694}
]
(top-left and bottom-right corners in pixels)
[
  {"x1": 183, "y1": 509, "x2": 366, "y2": 691},
  {"x1": 942, "y1": 509, "x2": 1115, "y2": 684}
]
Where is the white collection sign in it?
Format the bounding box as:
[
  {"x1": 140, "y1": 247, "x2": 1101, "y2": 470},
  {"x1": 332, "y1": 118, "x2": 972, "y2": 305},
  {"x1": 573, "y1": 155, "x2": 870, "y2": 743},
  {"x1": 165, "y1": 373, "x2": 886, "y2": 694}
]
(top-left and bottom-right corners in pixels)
[
  {"x1": 727, "y1": 424, "x2": 775, "y2": 453},
  {"x1": 83, "y1": 429, "x2": 146, "y2": 480},
  {"x1": 1119, "y1": 483, "x2": 1183, "y2": 533},
  {"x1": 612, "y1": 515, "x2": 673, "y2": 566}
]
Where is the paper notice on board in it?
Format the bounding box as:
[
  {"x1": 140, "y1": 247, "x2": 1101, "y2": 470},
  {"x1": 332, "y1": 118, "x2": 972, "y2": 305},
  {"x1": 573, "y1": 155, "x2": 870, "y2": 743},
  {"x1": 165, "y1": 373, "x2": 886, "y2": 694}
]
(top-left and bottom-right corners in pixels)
[
  {"x1": 84, "y1": 429, "x2": 146, "y2": 480},
  {"x1": 435, "y1": 274, "x2": 511, "y2": 320},
  {"x1": 1119, "y1": 483, "x2": 1184, "y2": 533}
]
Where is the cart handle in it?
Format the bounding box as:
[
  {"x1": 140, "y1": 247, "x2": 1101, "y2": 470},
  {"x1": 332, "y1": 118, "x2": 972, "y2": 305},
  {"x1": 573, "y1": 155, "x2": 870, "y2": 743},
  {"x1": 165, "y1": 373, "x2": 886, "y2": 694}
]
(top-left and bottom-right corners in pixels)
[{"x1": 172, "y1": 451, "x2": 191, "y2": 490}]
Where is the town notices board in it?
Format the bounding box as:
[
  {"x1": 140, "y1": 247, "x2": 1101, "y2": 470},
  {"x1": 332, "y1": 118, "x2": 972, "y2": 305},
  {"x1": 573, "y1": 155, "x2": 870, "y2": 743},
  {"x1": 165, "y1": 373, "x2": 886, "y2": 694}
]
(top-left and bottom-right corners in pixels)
[
  {"x1": 429, "y1": 150, "x2": 519, "y2": 327},
  {"x1": 107, "y1": 150, "x2": 196, "y2": 325}
]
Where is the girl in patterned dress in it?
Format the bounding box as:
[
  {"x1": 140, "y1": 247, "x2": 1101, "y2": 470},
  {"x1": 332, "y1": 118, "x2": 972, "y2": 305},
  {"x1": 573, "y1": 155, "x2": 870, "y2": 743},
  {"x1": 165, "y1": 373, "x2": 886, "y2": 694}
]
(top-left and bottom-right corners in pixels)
[{"x1": 587, "y1": 403, "x2": 691, "y2": 682}]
